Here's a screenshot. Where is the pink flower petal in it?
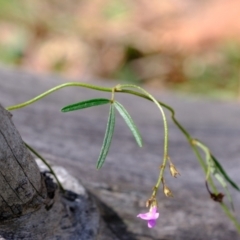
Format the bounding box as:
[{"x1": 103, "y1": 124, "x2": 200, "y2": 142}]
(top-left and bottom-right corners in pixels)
[
  {"x1": 137, "y1": 206, "x2": 159, "y2": 228},
  {"x1": 150, "y1": 206, "x2": 157, "y2": 214},
  {"x1": 137, "y1": 212, "x2": 153, "y2": 220},
  {"x1": 148, "y1": 219, "x2": 156, "y2": 228}
]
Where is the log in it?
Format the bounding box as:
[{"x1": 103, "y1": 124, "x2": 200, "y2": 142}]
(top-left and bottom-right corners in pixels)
[
  {"x1": 0, "y1": 103, "x2": 105, "y2": 239},
  {"x1": 0, "y1": 105, "x2": 46, "y2": 221},
  {"x1": 0, "y1": 67, "x2": 240, "y2": 239}
]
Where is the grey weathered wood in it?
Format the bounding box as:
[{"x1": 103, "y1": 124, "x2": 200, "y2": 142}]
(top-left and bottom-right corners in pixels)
[
  {"x1": 0, "y1": 104, "x2": 48, "y2": 220},
  {"x1": 0, "y1": 67, "x2": 240, "y2": 239},
  {"x1": 0, "y1": 102, "x2": 106, "y2": 239}
]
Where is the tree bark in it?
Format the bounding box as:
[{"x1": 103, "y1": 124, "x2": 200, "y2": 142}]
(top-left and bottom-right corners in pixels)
[
  {"x1": 0, "y1": 104, "x2": 48, "y2": 220},
  {"x1": 0, "y1": 104, "x2": 103, "y2": 239}
]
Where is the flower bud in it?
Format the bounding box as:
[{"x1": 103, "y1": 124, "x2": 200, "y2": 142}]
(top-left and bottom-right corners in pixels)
[
  {"x1": 146, "y1": 196, "x2": 157, "y2": 208},
  {"x1": 169, "y1": 163, "x2": 180, "y2": 178},
  {"x1": 163, "y1": 185, "x2": 173, "y2": 197}
]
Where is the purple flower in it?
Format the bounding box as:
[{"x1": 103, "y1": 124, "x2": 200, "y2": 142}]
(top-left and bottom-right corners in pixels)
[{"x1": 137, "y1": 206, "x2": 159, "y2": 228}]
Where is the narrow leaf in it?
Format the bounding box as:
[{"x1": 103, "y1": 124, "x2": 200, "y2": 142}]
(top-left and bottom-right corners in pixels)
[
  {"x1": 96, "y1": 104, "x2": 115, "y2": 169},
  {"x1": 211, "y1": 155, "x2": 240, "y2": 192},
  {"x1": 196, "y1": 141, "x2": 236, "y2": 211},
  {"x1": 114, "y1": 101, "x2": 142, "y2": 147},
  {"x1": 211, "y1": 168, "x2": 234, "y2": 210},
  {"x1": 207, "y1": 153, "x2": 235, "y2": 210},
  {"x1": 61, "y1": 98, "x2": 110, "y2": 112}
]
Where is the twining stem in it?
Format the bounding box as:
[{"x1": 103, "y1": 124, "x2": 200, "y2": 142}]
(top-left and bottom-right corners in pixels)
[
  {"x1": 6, "y1": 83, "x2": 187, "y2": 144},
  {"x1": 221, "y1": 202, "x2": 240, "y2": 233},
  {"x1": 117, "y1": 84, "x2": 169, "y2": 193},
  {"x1": 191, "y1": 139, "x2": 211, "y2": 180},
  {"x1": 6, "y1": 82, "x2": 113, "y2": 111},
  {"x1": 117, "y1": 89, "x2": 191, "y2": 140},
  {"x1": 117, "y1": 88, "x2": 240, "y2": 233},
  {"x1": 25, "y1": 143, "x2": 65, "y2": 193},
  {"x1": 5, "y1": 81, "x2": 189, "y2": 145},
  {"x1": 191, "y1": 141, "x2": 240, "y2": 234},
  {"x1": 6, "y1": 82, "x2": 240, "y2": 233},
  {"x1": 191, "y1": 143, "x2": 216, "y2": 191},
  {"x1": 111, "y1": 87, "x2": 116, "y2": 102}
]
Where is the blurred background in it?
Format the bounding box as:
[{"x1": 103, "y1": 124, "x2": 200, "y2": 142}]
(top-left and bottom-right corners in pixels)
[{"x1": 1, "y1": 0, "x2": 240, "y2": 100}]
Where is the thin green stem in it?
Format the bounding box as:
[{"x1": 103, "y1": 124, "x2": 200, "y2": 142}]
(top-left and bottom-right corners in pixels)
[
  {"x1": 117, "y1": 84, "x2": 169, "y2": 193},
  {"x1": 6, "y1": 82, "x2": 190, "y2": 145},
  {"x1": 192, "y1": 141, "x2": 240, "y2": 234},
  {"x1": 111, "y1": 87, "x2": 116, "y2": 102},
  {"x1": 191, "y1": 143, "x2": 218, "y2": 191},
  {"x1": 117, "y1": 89, "x2": 191, "y2": 140},
  {"x1": 192, "y1": 140, "x2": 212, "y2": 180},
  {"x1": 221, "y1": 202, "x2": 240, "y2": 234},
  {"x1": 25, "y1": 142, "x2": 65, "y2": 193},
  {"x1": 6, "y1": 82, "x2": 113, "y2": 111},
  {"x1": 6, "y1": 82, "x2": 239, "y2": 233},
  {"x1": 117, "y1": 88, "x2": 240, "y2": 232}
]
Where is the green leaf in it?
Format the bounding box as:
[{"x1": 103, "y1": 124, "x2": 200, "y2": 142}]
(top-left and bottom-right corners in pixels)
[
  {"x1": 205, "y1": 153, "x2": 227, "y2": 187},
  {"x1": 96, "y1": 104, "x2": 115, "y2": 169},
  {"x1": 211, "y1": 154, "x2": 240, "y2": 192},
  {"x1": 210, "y1": 157, "x2": 235, "y2": 211},
  {"x1": 206, "y1": 153, "x2": 235, "y2": 210},
  {"x1": 195, "y1": 141, "x2": 236, "y2": 211},
  {"x1": 61, "y1": 98, "x2": 110, "y2": 112},
  {"x1": 114, "y1": 101, "x2": 142, "y2": 147}
]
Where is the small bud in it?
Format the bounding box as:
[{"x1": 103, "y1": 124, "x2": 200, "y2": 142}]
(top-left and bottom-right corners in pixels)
[
  {"x1": 146, "y1": 196, "x2": 157, "y2": 208},
  {"x1": 169, "y1": 163, "x2": 180, "y2": 178},
  {"x1": 205, "y1": 181, "x2": 224, "y2": 203},
  {"x1": 163, "y1": 185, "x2": 173, "y2": 197},
  {"x1": 210, "y1": 193, "x2": 224, "y2": 203},
  {"x1": 146, "y1": 199, "x2": 150, "y2": 208}
]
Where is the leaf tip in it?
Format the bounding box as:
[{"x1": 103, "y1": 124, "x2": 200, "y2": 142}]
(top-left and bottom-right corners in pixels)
[{"x1": 96, "y1": 162, "x2": 102, "y2": 170}]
